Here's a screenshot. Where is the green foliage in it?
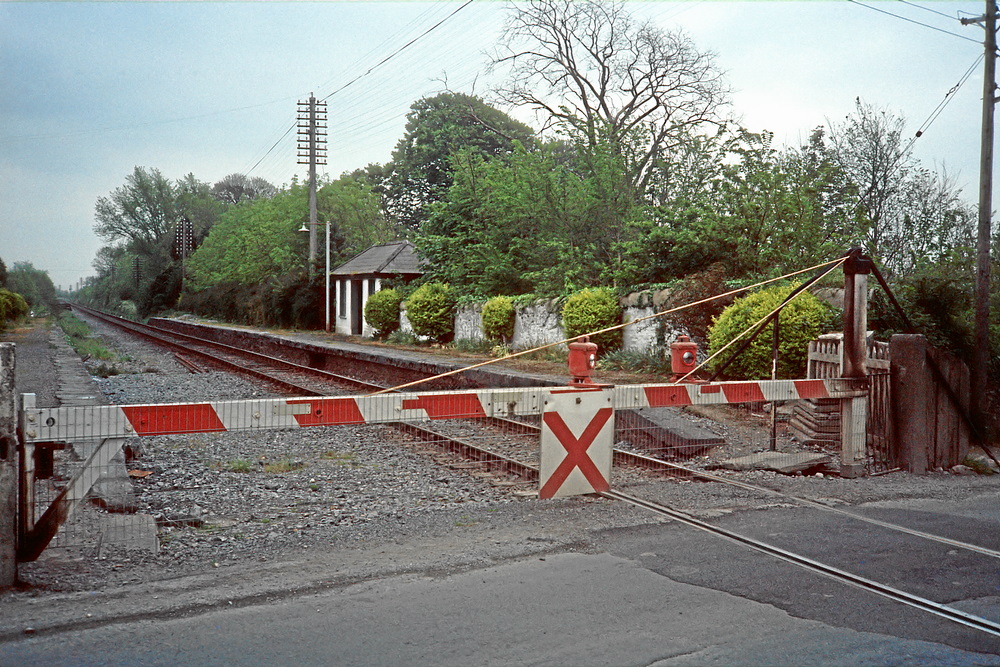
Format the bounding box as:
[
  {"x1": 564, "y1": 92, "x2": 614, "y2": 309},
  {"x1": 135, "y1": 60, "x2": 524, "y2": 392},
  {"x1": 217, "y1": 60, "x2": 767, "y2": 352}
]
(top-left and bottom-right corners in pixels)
[
  {"x1": 418, "y1": 142, "x2": 641, "y2": 297},
  {"x1": 405, "y1": 282, "x2": 456, "y2": 343},
  {"x1": 598, "y1": 349, "x2": 672, "y2": 376},
  {"x1": 385, "y1": 329, "x2": 418, "y2": 346},
  {"x1": 225, "y1": 459, "x2": 254, "y2": 474},
  {"x1": 0, "y1": 288, "x2": 30, "y2": 328},
  {"x1": 561, "y1": 287, "x2": 622, "y2": 353},
  {"x1": 319, "y1": 175, "x2": 399, "y2": 258},
  {"x1": 187, "y1": 182, "x2": 309, "y2": 288},
  {"x1": 363, "y1": 288, "x2": 402, "y2": 338},
  {"x1": 6, "y1": 262, "x2": 57, "y2": 313},
  {"x1": 383, "y1": 92, "x2": 537, "y2": 231},
  {"x1": 181, "y1": 274, "x2": 321, "y2": 330},
  {"x1": 868, "y1": 250, "x2": 977, "y2": 360},
  {"x1": 481, "y1": 296, "x2": 515, "y2": 342},
  {"x1": 707, "y1": 283, "x2": 835, "y2": 380},
  {"x1": 57, "y1": 312, "x2": 115, "y2": 361}
]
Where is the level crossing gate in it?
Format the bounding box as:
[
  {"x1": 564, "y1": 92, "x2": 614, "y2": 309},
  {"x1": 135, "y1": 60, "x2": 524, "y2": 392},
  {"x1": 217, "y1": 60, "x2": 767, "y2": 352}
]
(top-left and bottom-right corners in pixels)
[{"x1": 14, "y1": 375, "x2": 868, "y2": 561}]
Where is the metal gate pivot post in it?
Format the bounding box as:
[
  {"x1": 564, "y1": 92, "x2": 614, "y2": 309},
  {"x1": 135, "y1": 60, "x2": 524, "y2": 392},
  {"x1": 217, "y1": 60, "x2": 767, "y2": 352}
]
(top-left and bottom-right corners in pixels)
[
  {"x1": 841, "y1": 249, "x2": 873, "y2": 478},
  {"x1": 17, "y1": 436, "x2": 128, "y2": 562}
]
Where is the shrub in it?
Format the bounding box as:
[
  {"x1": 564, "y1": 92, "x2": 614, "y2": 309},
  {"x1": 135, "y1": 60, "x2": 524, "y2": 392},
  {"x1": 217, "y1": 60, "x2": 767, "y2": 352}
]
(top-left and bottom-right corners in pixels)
[
  {"x1": 707, "y1": 283, "x2": 835, "y2": 380},
  {"x1": 0, "y1": 288, "x2": 29, "y2": 328},
  {"x1": 405, "y1": 282, "x2": 456, "y2": 343},
  {"x1": 481, "y1": 295, "x2": 515, "y2": 343},
  {"x1": 561, "y1": 287, "x2": 622, "y2": 353},
  {"x1": 364, "y1": 288, "x2": 402, "y2": 338}
]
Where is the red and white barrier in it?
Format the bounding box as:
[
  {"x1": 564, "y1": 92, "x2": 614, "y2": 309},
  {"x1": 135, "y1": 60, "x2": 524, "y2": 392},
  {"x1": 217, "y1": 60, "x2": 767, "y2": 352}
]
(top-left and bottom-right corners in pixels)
[{"x1": 19, "y1": 378, "x2": 866, "y2": 445}]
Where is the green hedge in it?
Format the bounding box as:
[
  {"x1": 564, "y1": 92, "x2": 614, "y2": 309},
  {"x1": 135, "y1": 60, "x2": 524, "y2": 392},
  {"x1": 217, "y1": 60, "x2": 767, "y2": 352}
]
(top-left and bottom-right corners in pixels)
[
  {"x1": 481, "y1": 295, "x2": 515, "y2": 343},
  {"x1": 406, "y1": 282, "x2": 456, "y2": 343},
  {"x1": 0, "y1": 288, "x2": 29, "y2": 329},
  {"x1": 707, "y1": 283, "x2": 835, "y2": 379},
  {"x1": 561, "y1": 287, "x2": 622, "y2": 353},
  {"x1": 364, "y1": 288, "x2": 402, "y2": 338}
]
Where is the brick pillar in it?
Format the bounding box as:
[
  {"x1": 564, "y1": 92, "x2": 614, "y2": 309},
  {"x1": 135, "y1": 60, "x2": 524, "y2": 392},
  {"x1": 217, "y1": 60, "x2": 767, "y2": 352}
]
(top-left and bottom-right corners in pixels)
[{"x1": 0, "y1": 343, "x2": 17, "y2": 587}]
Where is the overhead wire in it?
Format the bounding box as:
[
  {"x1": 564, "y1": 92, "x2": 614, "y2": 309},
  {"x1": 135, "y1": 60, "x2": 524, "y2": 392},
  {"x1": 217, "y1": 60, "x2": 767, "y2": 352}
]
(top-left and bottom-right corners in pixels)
[
  {"x1": 250, "y1": 0, "x2": 484, "y2": 180},
  {"x1": 847, "y1": 0, "x2": 981, "y2": 43}
]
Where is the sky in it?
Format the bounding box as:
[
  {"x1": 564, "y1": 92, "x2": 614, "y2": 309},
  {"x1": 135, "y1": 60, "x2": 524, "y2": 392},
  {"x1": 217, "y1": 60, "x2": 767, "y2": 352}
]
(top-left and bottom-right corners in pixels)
[{"x1": 0, "y1": 0, "x2": 991, "y2": 291}]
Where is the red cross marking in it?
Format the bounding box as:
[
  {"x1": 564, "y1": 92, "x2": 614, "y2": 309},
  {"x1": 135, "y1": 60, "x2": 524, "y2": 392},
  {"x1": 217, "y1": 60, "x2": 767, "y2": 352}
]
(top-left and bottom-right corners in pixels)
[{"x1": 539, "y1": 407, "x2": 613, "y2": 499}]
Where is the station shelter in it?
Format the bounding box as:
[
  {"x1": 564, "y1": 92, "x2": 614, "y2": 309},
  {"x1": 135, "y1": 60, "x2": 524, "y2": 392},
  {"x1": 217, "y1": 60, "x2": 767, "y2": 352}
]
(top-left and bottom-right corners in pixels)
[{"x1": 330, "y1": 240, "x2": 423, "y2": 337}]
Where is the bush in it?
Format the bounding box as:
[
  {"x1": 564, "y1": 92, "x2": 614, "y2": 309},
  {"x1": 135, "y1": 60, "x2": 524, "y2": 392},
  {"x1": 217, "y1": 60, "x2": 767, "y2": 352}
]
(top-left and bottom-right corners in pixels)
[
  {"x1": 405, "y1": 282, "x2": 456, "y2": 343},
  {"x1": 707, "y1": 283, "x2": 835, "y2": 380},
  {"x1": 481, "y1": 295, "x2": 515, "y2": 343},
  {"x1": 561, "y1": 287, "x2": 622, "y2": 353},
  {"x1": 0, "y1": 288, "x2": 29, "y2": 329},
  {"x1": 364, "y1": 288, "x2": 402, "y2": 338}
]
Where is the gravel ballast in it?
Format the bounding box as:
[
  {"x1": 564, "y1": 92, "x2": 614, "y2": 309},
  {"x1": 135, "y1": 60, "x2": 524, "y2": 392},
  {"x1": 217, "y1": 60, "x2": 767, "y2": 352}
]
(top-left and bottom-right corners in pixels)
[{"x1": 6, "y1": 315, "x2": 1000, "y2": 603}]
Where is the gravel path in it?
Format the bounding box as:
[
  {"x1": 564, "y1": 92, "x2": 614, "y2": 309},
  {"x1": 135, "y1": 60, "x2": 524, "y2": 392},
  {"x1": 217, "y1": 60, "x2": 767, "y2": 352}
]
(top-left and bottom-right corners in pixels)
[{"x1": 8, "y1": 315, "x2": 1000, "y2": 595}]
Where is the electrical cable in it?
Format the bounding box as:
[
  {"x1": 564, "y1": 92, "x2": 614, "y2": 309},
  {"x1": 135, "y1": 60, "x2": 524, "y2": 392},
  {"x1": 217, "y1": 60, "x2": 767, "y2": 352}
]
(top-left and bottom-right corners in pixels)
[
  {"x1": 319, "y1": 0, "x2": 473, "y2": 103},
  {"x1": 912, "y1": 53, "x2": 984, "y2": 139},
  {"x1": 847, "y1": 0, "x2": 981, "y2": 43},
  {"x1": 897, "y1": 0, "x2": 966, "y2": 22}
]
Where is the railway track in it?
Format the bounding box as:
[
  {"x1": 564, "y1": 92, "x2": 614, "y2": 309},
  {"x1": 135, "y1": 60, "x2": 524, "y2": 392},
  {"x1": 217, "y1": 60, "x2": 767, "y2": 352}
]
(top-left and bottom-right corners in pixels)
[
  {"x1": 68, "y1": 304, "x2": 1000, "y2": 641},
  {"x1": 70, "y1": 303, "x2": 386, "y2": 395}
]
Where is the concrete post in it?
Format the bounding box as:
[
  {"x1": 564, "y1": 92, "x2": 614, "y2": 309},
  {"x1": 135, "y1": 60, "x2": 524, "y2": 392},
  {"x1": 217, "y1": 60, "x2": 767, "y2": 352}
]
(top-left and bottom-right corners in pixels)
[
  {"x1": 840, "y1": 251, "x2": 872, "y2": 478},
  {"x1": 890, "y1": 334, "x2": 930, "y2": 474},
  {"x1": 0, "y1": 343, "x2": 17, "y2": 587}
]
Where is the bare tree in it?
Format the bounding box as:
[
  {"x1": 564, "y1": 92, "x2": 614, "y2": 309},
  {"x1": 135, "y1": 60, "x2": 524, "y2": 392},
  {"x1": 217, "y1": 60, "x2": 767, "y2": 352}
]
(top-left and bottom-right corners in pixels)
[
  {"x1": 491, "y1": 0, "x2": 729, "y2": 196},
  {"x1": 211, "y1": 173, "x2": 277, "y2": 206}
]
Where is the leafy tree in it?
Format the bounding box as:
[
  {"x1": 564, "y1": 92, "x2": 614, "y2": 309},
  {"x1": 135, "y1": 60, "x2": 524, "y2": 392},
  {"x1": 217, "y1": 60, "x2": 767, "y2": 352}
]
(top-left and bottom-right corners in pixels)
[
  {"x1": 493, "y1": 0, "x2": 729, "y2": 198},
  {"x1": 827, "y1": 99, "x2": 919, "y2": 273},
  {"x1": 0, "y1": 258, "x2": 7, "y2": 288},
  {"x1": 383, "y1": 92, "x2": 536, "y2": 231},
  {"x1": 318, "y1": 175, "x2": 399, "y2": 258},
  {"x1": 186, "y1": 182, "x2": 310, "y2": 288},
  {"x1": 211, "y1": 173, "x2": 277, "y2": 205},
  {"x1": 418, "y1": 146, "x2": 614, "y2": 296},
  {"x1": 94, "y1": 166, "x2": 178, "y2": 253},
  {"x1": 6, "y1": 262, "x2": 57, "y2": 313}
]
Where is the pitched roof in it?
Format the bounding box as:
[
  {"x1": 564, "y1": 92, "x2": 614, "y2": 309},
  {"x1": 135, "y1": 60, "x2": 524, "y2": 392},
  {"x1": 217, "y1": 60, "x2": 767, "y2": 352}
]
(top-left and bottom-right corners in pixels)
[{"x1": 330, "y1": 240, "x2": 424, "y2": 277}]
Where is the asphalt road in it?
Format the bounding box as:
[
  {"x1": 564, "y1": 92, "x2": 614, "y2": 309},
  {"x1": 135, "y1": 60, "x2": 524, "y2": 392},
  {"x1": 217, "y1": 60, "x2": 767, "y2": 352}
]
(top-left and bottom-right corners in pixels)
[{"x1": 4, "y1": 495, "x2": 1000, "y2": 666}]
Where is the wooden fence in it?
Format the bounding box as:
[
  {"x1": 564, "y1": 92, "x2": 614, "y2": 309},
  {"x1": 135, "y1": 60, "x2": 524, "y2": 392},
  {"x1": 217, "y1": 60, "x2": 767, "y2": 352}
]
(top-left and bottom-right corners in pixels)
[{"x1": 796, "y1": 333, "x2": 971, "y2": 474}]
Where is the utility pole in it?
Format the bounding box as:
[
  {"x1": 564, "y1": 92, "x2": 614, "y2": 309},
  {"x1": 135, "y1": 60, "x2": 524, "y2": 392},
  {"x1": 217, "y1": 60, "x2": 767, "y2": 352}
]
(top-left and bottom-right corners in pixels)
[
  {"x1": 963, "y1": 1, "x2": 997, "y2": 428},
  {"x1": 297, "y1": 94, "x2": 328, "y2": 276}
]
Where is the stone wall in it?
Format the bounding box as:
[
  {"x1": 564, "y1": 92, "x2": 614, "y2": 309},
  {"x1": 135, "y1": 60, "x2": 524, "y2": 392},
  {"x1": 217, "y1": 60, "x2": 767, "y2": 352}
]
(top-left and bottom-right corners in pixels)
[{"x1": 446, "y1": 291, "x2": 690, "y2": 355}]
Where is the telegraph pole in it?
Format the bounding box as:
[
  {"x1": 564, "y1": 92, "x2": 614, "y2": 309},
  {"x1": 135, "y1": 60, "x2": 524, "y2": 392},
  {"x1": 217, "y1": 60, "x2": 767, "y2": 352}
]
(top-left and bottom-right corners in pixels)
[
  {"x1": 297, "y1": 94, "x2": 328, "y2": 275},
  {"x1": 963, "y1": 1, "x2": 997, "y2": 426}
]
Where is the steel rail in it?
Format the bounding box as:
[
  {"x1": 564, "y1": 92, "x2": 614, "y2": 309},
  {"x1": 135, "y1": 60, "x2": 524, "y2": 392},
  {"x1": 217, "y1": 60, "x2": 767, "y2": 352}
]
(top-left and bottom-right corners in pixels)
[
  {"x1": 379, "y1": 415, "x2": 1000, "y2": 639},
  {"x1": 633, "y1": 459, "x2": 1000, "y2": 560},
  {"x1": 603, "y1": 489, "x2": 1000, "y2": 638},
  {"x1": 489, "y1": 413, "x2": 1000, "y2": 560},
  {"x1": 69, "y1": 304, "x2": 386, "y2": 394}
]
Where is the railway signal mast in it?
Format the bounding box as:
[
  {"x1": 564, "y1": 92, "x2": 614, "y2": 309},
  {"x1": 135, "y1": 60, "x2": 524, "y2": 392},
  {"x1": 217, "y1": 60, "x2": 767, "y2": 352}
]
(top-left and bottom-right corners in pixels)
[{"x1": 297, "y1": 94, "x2": 328, "y2": 276}]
